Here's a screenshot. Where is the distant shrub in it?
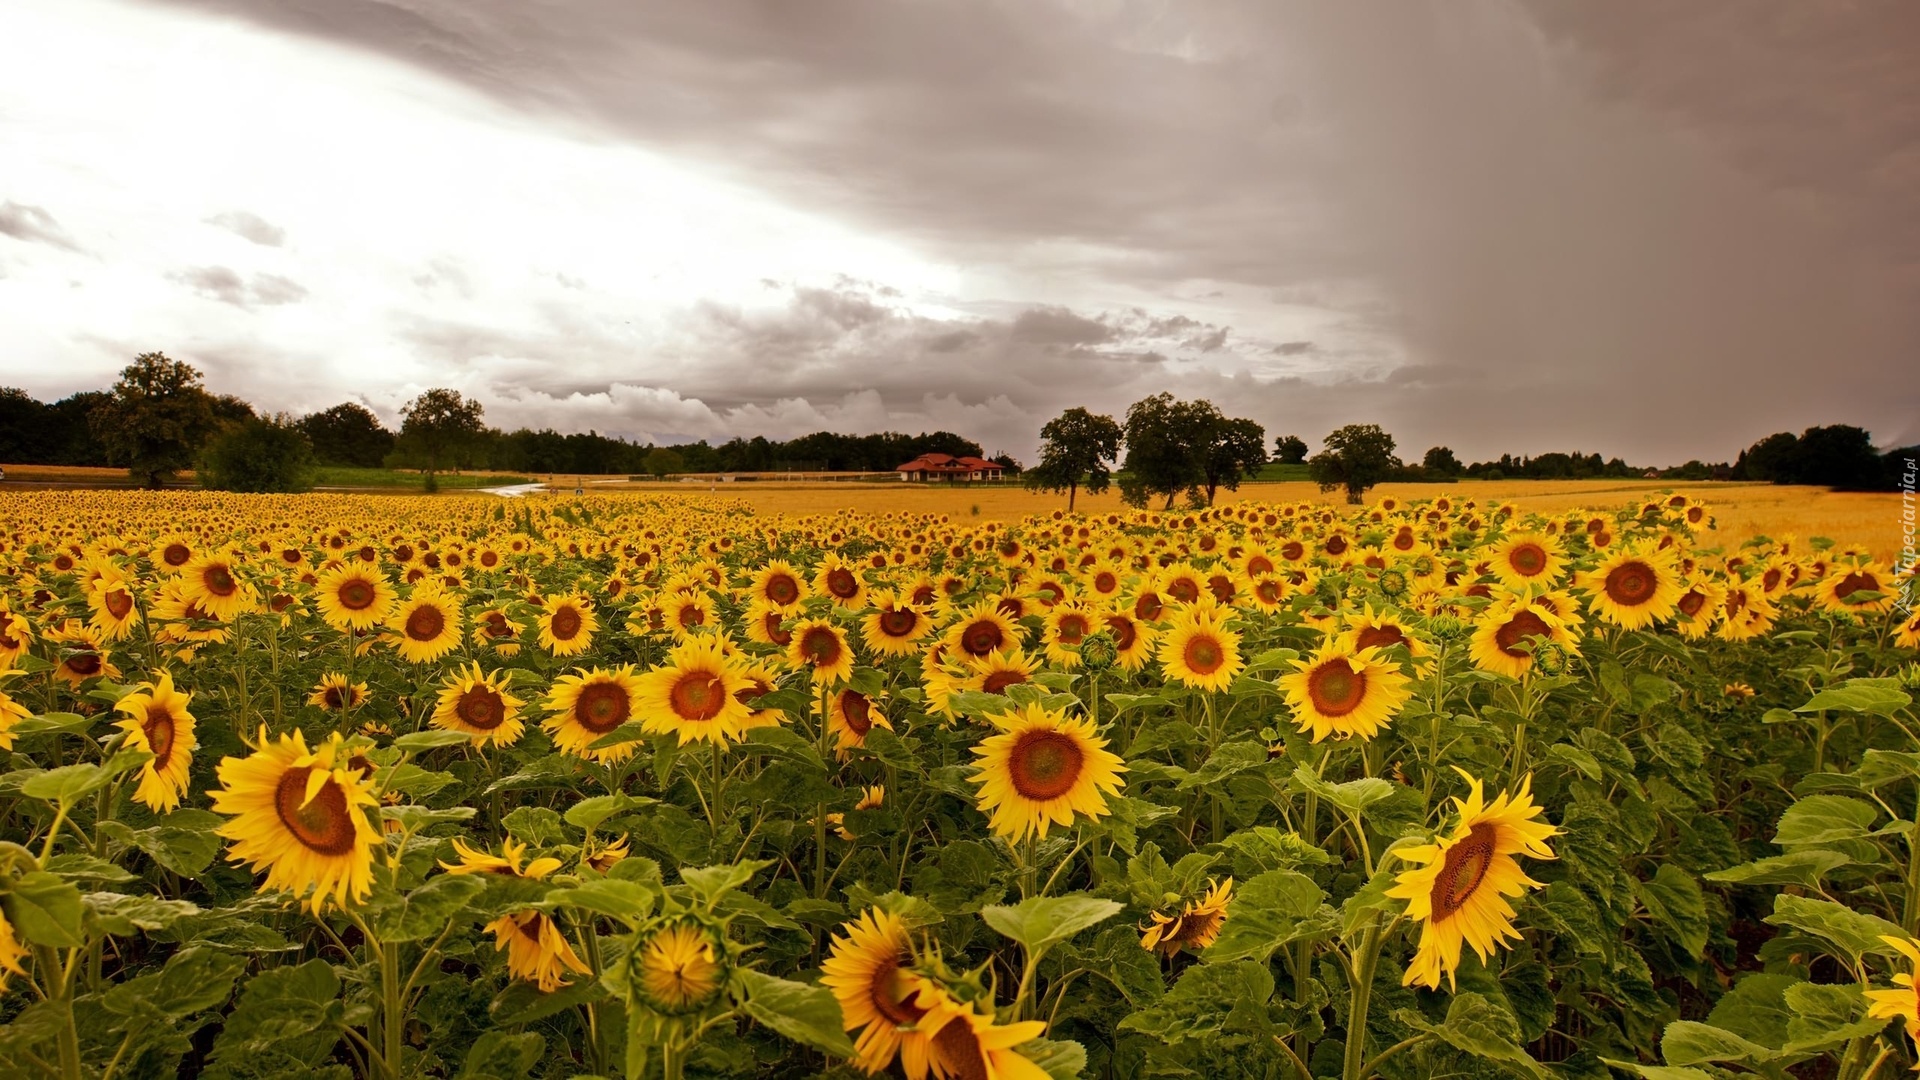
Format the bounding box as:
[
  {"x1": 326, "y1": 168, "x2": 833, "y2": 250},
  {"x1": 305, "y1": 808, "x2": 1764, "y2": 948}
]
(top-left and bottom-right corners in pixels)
[{"x1": 199, "y1": 414, "x2": 317, "y2": 493}]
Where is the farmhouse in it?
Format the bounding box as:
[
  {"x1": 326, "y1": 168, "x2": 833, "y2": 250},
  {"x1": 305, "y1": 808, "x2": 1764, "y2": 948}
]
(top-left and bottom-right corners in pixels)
[{"x1": 895, "y1": 453, "x2": 1005, "y2": 482}]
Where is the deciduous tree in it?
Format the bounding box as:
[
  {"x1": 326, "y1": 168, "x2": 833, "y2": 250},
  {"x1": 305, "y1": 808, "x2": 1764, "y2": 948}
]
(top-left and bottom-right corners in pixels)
[
  {"x1": 1308, "y1": 423, "x2": 1400, "y2": 504},
  {"x1": 396, "y1": 388, "x2": 485, "y2": 491},
  {"x1": 87, "y1": 352, "x2": 218, "y2": 489},
  {"x1": 1024, "y1": 407, "x2": 1123, "y2": 510}
]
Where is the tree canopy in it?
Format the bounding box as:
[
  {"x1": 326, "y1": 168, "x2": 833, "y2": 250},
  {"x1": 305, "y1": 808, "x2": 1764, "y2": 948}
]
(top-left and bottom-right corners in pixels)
[
  {"x1": 299, "y1": 402, "x2": 395, "y2": 468},
  {"x1": 86, "y1": 353, "x2": 219, "y2": 489},
  {"x1": 396, "y1": 388, "x2": 486, "y2": 488},
  {"x1": 1272, "y1": 434, "x2": 1308, "y2": 465},
  {"x1": 1117, "y1": 394, "x2": 1266, "y2": 508},
  {"x1": 198, "y1": 414, "x2": 317, "y2": 493},
  {"x1": 1307, "y1": 423, "x2": 1400, "y2": 504},
  {"x1": 1023, "y1": 407, "x2": 1123, "y2": 510}
]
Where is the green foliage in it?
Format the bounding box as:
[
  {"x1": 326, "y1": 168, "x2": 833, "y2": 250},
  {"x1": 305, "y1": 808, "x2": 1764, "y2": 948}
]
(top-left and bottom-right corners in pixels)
[
  {"x1": 199, "y1": 413, "x2": 318, "y2": 493},
  {"x1": 1306, "y1": 423, "x2": 1400, "y2": 504},
  {"x1": 86, "y1": 352, "x2": 219, "y2": 488},
  {"x1": 1024, "y1": 406, "x2": 1124, "y2": 510}
]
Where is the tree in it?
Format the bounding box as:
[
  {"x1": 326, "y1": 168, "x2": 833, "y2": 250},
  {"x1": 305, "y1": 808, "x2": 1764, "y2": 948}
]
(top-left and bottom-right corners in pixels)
[
  {"x1": 644, "y1": 447, "x2": 686, "y2": 478},
  {"x1": 1024, "y1": 407, "x2": 1123, "y2": 510},
  {"x1": 1307, "y1": 424, "x2": 1400, "y2": 504},
  {"x1": 1790, "y1": 425, "x2": 1883, "y2": 490},
  {"x1": 300, "y1": 402, "x2": 395, "y2": 467},
  {"x1": 1117, "y1": 393, "x2": 1205, "y2": 508},
  {"x1": 989, "y1": 452, "x2": 1022, "y2": 475},
  {"x1": 198, "y1": 414, "x2": 317, "y2": 492},
  {"x1": 396, "y1": 388, "x2": 485, "y2": 490},
  {"x1": 1731, "y1": 432, "x2": 1800, "y2": 482},
  {"x1": 88, "y1": 352, "x2": 218, "y2": 489},
  {"x1": 1423, "y1": 446, "x2": 1461, "y2": 476},
  {"x1": 1198, "y1": 416, "x2": 1267, "y2": 505},
  {"x1": 1273, "y1": 434, "x2": 1308, "y2": 465}
]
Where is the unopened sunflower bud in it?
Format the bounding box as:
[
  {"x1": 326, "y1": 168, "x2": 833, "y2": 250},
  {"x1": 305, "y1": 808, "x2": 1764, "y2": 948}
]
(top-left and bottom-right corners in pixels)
[
  {"x1": 1377, "y1": 569, "x2": 1410, "y2": 598},
  {"x1": 1078, "y1": 631, "x2": 1119, "y2": 672},
  {"x1": 1426, "y1": 615, "x2": 1467, "y2": 643},
  {"x1": 1531, "y1": 641, "x2": 1571, "y2": 676}
]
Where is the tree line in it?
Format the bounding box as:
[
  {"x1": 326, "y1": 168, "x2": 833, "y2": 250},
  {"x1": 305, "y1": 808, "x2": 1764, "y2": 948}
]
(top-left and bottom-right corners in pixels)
[{"x1": 0, "y1": 355, "x2": 1014, "y2": 492}]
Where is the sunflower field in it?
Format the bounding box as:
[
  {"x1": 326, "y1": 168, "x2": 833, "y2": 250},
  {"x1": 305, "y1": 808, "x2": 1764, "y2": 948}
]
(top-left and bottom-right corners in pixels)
[{"x1": 1, "y1": 489, "x2": 1918, "y2": 1080}]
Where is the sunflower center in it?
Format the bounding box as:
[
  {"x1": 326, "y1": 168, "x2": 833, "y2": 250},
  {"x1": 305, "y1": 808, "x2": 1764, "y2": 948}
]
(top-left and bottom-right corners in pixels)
[
  {"x1": 273, "y1": 766, "x2": 359, "y2": 856},
  {"x1": 1508, "y1": 544, "x2": 1546, "y2": 575},
  {"x1": 960, "y1": 620, "x2": 1003, "y2": 656},
  {"x1": 879, "y1": 609, "x2": 919, "y2": 637},
  {"x1": 766, "y1": 574, "x2": 799, "y2": 605},
  {"x1": 1207, "y1": 575, "x2": 1235, "y2": 603},
  {"x1": 574, "y1": 683, "x2": 631, "y2": 733},
  {"x1": 1325, "y1": 536, "x2": 1349, "y2": 556},
  {"x1": 1494, "y1": 610, "x2": 1553, "y2": 657},
  {"x1": 1183, "y1": 635, "x2": 1225, "y2": 675},
  {"x1": 932, "y1": 1017, "x2": 990, "y2": 1080},
  {"x1": 67, "y1": 653, "x2": 102, "y2": 676},
  {"x1": 1604, "y1": 561, "x2": 1658, "y2": 605},
  {"x1": 764, "y1": 612, "x2": 792, "y2": 645},
  {"x1": 834, "y1": 690, "x2": 874, "y2": 735},
  {"x1": 1055, "y1": 615, "x2": 1087, "y2": 644},
  {"x1": 1166, "y1": 579, "x2": 1199, "y2": 604},
  {"x1": 483, "y1": 612, "x2": 512, "y2": 638},
  {"x1": 144, "y1": 705, "x2": 176, "y2": 769},
  {"x1": 459, "y1": 687, "x2": 506, "y2": 730},
  {"x1": 203, "y1": 565, "x2": 238, "y2": 596},
  {"x1": 981, "y1": 669, "x2": 1027, "y2": 695},
  {"x1": 338, "y1": 580, "x2": 376, "y2": 610},
  {"x1": 1677, "y1": 590, "x2": 1707, "y2": 617},
  {"x1": 322, "y1": 685, "x2": 348, "y2": 710},
  {"x1": 1247, "y1": 556, "x2": 1275, "y2": 577},
  {"x1": 1762, "y1": 568, "x2": 1782, "y2": 591},
  {"x1": 800, "y1": 627, "x2": 842, "y2": 666},
  {"x1": 1430, "y1": 821, "x2": 1498, "y2": 920},
  {"x1": 1094, "y1": 571, "x2": 1118, "y2": 593},
  {"x1": 670, "y1": 673, "x2": 726, "y2": 722},
  {"x1": 162, "y1": 543, "x2": 191, "y2": 566},
  {"x1": 1007, "y1": 730, "x2": 1085, "y2": 801},
  {"x1": 406, "y1": 605, "x2": 446, "y2": 642},
  {"x1": 550, "y1": 607, "x2": 584, "y2": 640},
  {"x1": 102, "y1": 588, "x2": 134, "y2": 619},
  {"x1": 825, "y1": 568, "x2": 859, "y2": 599},
  {"x1": 677, "y1": 603, "x2": 704, "y2": 627},
  {"x1": 1134, "y1": 593, "x2": 1164, "y2": 622},
  {"x1": 1305, "y1": 660, "x2": 1367, "y2": 717},
  {"x1": 866, "y1": 957, "x2": 926, "y2": 1025},
  {"x1": 1352, "y1": 625, "x2": 1407, "y2": 651},
  {"x1": 1835, "y1": 571, "x2": 1880, "y2": 602}
]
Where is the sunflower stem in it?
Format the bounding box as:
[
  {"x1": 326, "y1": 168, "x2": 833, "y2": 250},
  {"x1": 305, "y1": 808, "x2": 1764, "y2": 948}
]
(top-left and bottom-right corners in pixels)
[
  {"x1": 381, "y1": 935, "x2": 404, "y2": 1080},
  {"x1": 1341, "y1": 916, "x2": 1386, "y2": 1080}
]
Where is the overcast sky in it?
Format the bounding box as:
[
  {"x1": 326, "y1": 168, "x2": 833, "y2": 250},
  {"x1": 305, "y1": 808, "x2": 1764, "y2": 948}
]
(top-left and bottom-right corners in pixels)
[{"x1": 2, "y1": 0, "x2": 1915, "y2": 463}]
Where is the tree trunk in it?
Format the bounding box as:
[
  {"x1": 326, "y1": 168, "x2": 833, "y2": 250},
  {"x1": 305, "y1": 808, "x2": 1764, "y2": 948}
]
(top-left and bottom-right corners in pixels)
[{"x1": 1067, "y1": 481, "x2": 1077, "y2": 512}]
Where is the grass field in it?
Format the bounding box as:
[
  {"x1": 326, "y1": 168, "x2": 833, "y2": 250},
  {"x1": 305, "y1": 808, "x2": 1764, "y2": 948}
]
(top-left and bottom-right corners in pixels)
[{"x1": 310, "y1": 466, "x2": 533, "y2": 490}]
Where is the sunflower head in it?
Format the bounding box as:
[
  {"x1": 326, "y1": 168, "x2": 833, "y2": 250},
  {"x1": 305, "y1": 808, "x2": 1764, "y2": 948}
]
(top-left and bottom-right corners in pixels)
[
  {"x1": 969, "y1": 702, "x2": 1127, "y2": 842},
  {"x1": 624, "y1": 918, "x2": 731, "y2": 1017}
]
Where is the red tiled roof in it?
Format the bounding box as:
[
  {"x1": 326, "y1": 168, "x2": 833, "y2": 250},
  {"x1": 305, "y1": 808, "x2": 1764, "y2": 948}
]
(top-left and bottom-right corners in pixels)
[{"x1": 897, "y1": 454, "x2": 1003, "y2": 472}]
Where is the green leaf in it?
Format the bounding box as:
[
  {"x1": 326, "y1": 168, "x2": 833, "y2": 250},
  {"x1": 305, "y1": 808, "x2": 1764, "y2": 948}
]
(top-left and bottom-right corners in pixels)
[
  {"x1": 679, "y1": 859, "x2": 773, "y2": 904},
  {"x1": 733, "y1": 969, "x2": 857, "y2": 1058},
  {"x1": 1176, "y1": 741, "x2": 1270, "y2": 790},
  {"x1": 1764, "y1": 894, "x2": 1905, "y2": 963},
  {"x1": 20, "y1": 762, "x2": 113, "y2": 803},
  {"x1": 1201, "y1": 869, "x2": 1329, "y2": 964},
  {"x1": 490, "y1": 975, "x2": 609, "y2": 1026},
  {"x1": 10, "y1": 711, "x2": 97, "y2": 736},
  {"x1": 380, "y1": 805, "x2": 477, "y2": 828},
  {"x1": 981, "y1": 894, "x2": 1123, "y2": 956},
  {"x1": 458, "y1": 1031, "x2": 546, "y2": 1079},
  {"x1": 1636, "y1": 866, "x2": 1707, "y2": 959},
  {"x1": 367, "y1": 873, "x2": 488, "y2": 942},
  {"x1": 1782, "y1": 982, "x2": 1882, "y2": 1053},
  {"x1": 1599, "y1": 1061, "x2": 1715, "y2": 1080},
  {"x1": 564, "y1": 792, "x2": 655, "y2": 832},
  {"x1": 212, "y1": 959, "x2": 346, "y2": 1064},
  {"x1": 3, "y1": 869, "x2": 86, "y2": 947},
  {"x1": 1706, "y1": 850, "x2": 1852, "y2": 890},
  {"x1": 1658, "y1": 1021, "x2": 1781, "y2": 1067},
  {"x1": 501, "y1": 805, "x2": 568, "y2": 846},
  {"x1": 1291, "y1": 766, "x2": 1394, "y2": 815},
  {"x1": 1773, "y1": 795, "x2": 1879, "y2": 860},
  {"x1": 586, "y1": 722, "x2": 652, "y2": 750},
  {"x1": 1528, "y1": 881, "x2": 1607, "y2": 957},
  {"x1": 545, "y1": 880, "x2": 657, "y2": 925},
  {"x1": 1396, "y1": 992, "x2": 1545, "y2": 1076},
  {"x1": 1020, "y1": 1035, "x2": 1088, "y2": 1079},
  {"x1": 100, "y1": 945, "x2": 247, "y2": 1027},
  {"x1": 1544, "y1": 744, "x2": 1603, "y2": 781},
  {"x1": 1796, "y1": 680, "x2": 1913, "y2": 717},
  {"x1": 1705, "y1": 972, "x2": 1798, "y2": 1048},
  {"x1": 391, "y1": 728, "x2": 477, "y2": 751},
  {"x1": 83, "y1": 892, "x2": 201, "y2": 936},
  {"x1": 947, "y1": 689, "x2": 1021, "y2": 717}
]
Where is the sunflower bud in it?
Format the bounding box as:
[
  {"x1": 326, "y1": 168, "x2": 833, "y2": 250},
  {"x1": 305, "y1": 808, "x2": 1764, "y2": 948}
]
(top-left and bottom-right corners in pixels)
[
  {"x1": 622, "y1": 917, "x2": 730, "y2": 1017},
  {"x1": 1426, "y1": 615, "x2": 1467, "y2": 643},
  {"x1": 1898, "y1": 664, "x2": 1920, "y2": 690},
  {"x1": 1531, "y1": 642, "x2": 1571, "y2": 676},
  {"x1": 1077, "y1": 631, "x2": 1119, "y2": 672},
  {"x1": 1377, "y1": 569, "x2": 1410, "y2": 598}
]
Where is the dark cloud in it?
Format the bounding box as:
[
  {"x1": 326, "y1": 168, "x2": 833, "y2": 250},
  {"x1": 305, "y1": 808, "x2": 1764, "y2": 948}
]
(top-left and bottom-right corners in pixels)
[
  {"x1": 204, "y1": 210, "x2": 286, "y2": 246},
  {"x1": 172, "y1": 265, "x2": 309, "y2": 308},
  {"x1": 122, "y1": 0, "x2": 1920, "y2": 460},
  {"x1": 0, "y1": 201, "x2": 83, "y2": 252}
]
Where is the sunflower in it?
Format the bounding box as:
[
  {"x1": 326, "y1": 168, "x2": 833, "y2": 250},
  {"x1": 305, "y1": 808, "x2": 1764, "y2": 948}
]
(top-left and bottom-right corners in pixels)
[
  {"x1": 1818, "y1": 559, "x2": 1898, "y2": 616},
  {"x1": 1487, "y1": 531, "x2": 1566, "y2": 589},
  {"x1": 969, "y1": 702, "x2": 1126, "y2": 842},
  {"x1": 49, "y1": 621, "x2": 119, "y2": 687},
  {"x1": 182, "y1": 549, "x2": 257, "y2": 620},
  {"x1": 1339, "y1": 604, "x2": 1432, "y2": 666},
  {"x1": 815, "y1": 553, "x2": 870, "y2": 608},
  {"x1": 822, "y1": 685, "x2": 894, "y2": 757},
  {"x1": 636, "y1": 635, "x2": 753, "y2": 747},
  {"x1": 1896, "y1": 610, "x2": 1920, "y2": 651},
  {"x1": 433, "y1": 663, "x2": 526, "y2": 747},
  {"x1": 831, "y1": 786, "x2": 887, "y2": 841},
  {"x1": 1387, "y1": 773, "x2": 1559, "y2": 990},
  {"x1": 313, "y1": 564, "x2": 397, "y2": 631},
  {"x1": 861, "y1": 591, "x2": 933, "y2": 658},
  {"x1": 1671, "y1": 577, "x2": 1726, "y2": 641},
  {"x1": 1467, "y1": 596, "x2": 1580, "y2": 680},
  {"x1": 489, "y1": 909, "x2": 592, "y2": 993},
  {"x1": 0, "y1": 907, "x2": 26, "y2": 992},
  {"x1": 544, "y1": 665, "x2": 644, "y2": 762},
  {"x1": 471, "y1": 607, "x2": 524, "y2": 656},
  {"x1": 788, "y1": 618, "x2": 855, "y2": 686},
  {"x1": 389, "y1": 586, "x2": 464, "y2": 663},
  {"x1": 1041, "y1": 602, "x2": 1098, "y2": 669},
  {"x1": 1245, "y1": 572, "x2": 1290, "y2": 614},
  {"x1": 114, "y1": 671, "x2": 197, "y2": 813},
  {"x1": 208, "y1": 728, "x2": 382, "y2": 913},
  {"x1": 632, "y1": 921, "x2": 727, "y2": 1015},
  {"x1": 0, "y1": 607, "x2": 30, "y2": 668},
  {"x1": 915, "y1": 991, "x2": 1053, "y2": 1080},
  {"x1": 1278, "y1": 642, "x2": 1413, "y2": 742},
  {"x1": 1578, "y1": 545, "x2": 1683, "y2": 630},
  {"x1": 945, "y1": 602, "x2": 1021, "y2": 660},
  {"x1": 1156, "y1": 604, "x2": 1244, "y2": 692},
  {"x1": 663, "y1": 589, "x2": 715, "y2": 639},
  {"x1": 959, "y1": 649, "x2": 1039, "y2": 698},
  {"x1": 537, "y1": 592, "x2": 599, "y2": 656},
  {"x1": 1099, "y1": 610, "x2": 1158, "y2": 672},
  {"x1": 86, "y1": 571, "x2": 140, "y2": 641},
  {"x1": 822, "y1": 908, "x2": 940, "y2": 1076},
  {"x1": 1866, "y1": 936, "x2": 1920, "y2": 1046},
  {"x1": 308, "y1": 672, "x2": 369, "y2": 713},
  {"x1": 1140, "y1": 878, "x2": 1234, "y2": 957},
  {"x1": 749, "y1": 559, "x2": 810, "y2": 612},
  {"x1": 583, "y1": 834, "x2": 630, "y2": 873},
  {"x1": 1, "y1": 671, "x2": 35, "y2": 752},
  {"x1": 1716, "y1": 583, "x2": 1778, "y2": 643}
]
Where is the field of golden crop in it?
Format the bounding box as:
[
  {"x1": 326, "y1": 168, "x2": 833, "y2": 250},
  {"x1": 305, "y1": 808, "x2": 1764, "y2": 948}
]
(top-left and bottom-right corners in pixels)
[{"x1": 0, "y1": 486, "x2": 1916, "y2": 1080}]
